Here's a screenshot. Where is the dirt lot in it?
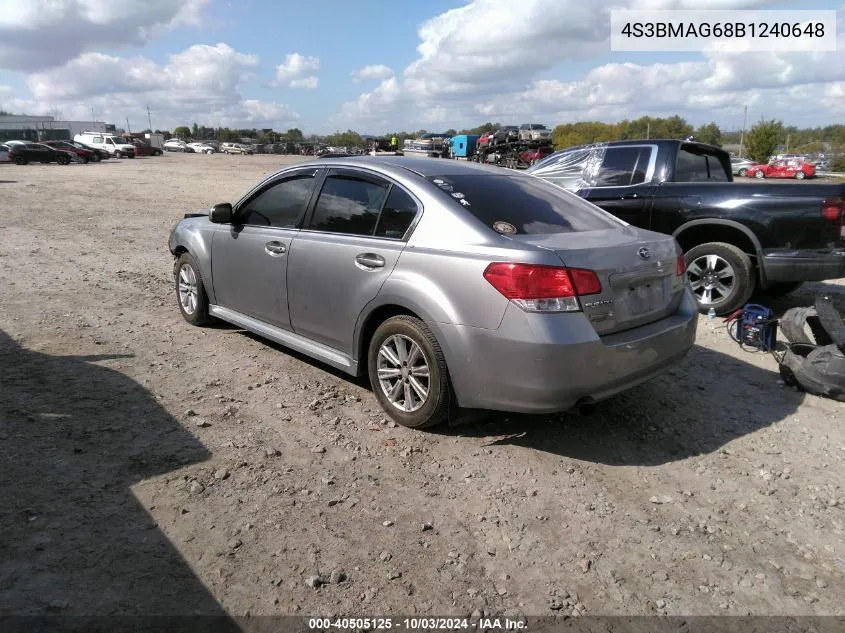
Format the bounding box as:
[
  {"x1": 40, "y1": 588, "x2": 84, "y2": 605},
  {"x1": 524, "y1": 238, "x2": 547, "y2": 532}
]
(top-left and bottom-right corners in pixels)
[{"x1": 1, "y1": 154, "x2": 844, "y2": 621}]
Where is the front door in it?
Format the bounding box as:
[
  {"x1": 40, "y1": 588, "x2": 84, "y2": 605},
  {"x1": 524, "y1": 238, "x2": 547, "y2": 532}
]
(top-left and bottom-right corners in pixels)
[
  {"x1": 210, "y1": 168, "x2": 321, "y2": 329},
  {"x1": 287, "y1": 168, "x2": 420, "y2": 354},
  {"x1": 582, "y1": 144, "x2": 657, "y2": 228}
]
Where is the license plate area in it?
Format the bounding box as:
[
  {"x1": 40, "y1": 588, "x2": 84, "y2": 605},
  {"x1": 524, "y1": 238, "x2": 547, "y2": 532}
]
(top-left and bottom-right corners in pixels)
[{"x1": 618, "y1": 279, "x2": 667, "y2": 316}]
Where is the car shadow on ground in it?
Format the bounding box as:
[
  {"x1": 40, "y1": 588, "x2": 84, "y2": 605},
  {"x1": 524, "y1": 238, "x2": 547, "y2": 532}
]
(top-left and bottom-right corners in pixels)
[
  {"x1": 435, "y1": 343, "x2": 805, "y2": 466},
  {"x1": 0, "y1": 329, "x2": 241, "y2": 630},
  {"x1": 0, "y1": 180, "x2": 17, "y2": 183}
]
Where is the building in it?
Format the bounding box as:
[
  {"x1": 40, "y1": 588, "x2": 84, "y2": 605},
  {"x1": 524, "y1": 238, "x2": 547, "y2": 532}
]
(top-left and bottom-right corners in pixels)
[{"x1": 0, "y1": 115, "x2": 109, "y2": 142}]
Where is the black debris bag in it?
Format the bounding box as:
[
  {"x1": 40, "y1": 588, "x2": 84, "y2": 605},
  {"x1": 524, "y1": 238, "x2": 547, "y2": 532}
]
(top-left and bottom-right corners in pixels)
[{"x1": 778, "y1": 295, "x2": 845, "y2": 402}]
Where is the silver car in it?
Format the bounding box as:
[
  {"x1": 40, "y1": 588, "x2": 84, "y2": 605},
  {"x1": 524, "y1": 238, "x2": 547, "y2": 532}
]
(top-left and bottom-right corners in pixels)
[
  {"x1": 730, "y1": 157, "x2": 757, "y2": 177},
  {"x1": 169, "y1": 157, "x2": 697, "y2": 428}
]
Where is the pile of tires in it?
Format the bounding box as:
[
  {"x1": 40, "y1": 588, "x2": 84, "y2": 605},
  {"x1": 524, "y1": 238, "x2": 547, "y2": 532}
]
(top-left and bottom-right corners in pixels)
[{"x1": 778, "y1": 296, "x2": 845, "y2": 402}]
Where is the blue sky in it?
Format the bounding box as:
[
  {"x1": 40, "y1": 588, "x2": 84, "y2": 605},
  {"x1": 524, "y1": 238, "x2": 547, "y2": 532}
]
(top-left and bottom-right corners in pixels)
[{"x1": 1, "y1": 0, "x2": 843, "y2": 134}]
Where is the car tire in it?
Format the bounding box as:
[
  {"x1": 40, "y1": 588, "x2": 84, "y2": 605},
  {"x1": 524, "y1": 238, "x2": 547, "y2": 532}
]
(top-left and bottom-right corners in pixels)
[
  {"x1": 80, "y1": 156, "x2": 89, "y2": 164},
  {"x1": 738, "y1": 168, "x2": 748, "y2": 177},
  {"x1": 57, "y1": 155, "x2": 70, "y2": 165},
  {"x1": 91, "y1": 154, "x2": 101, "y2": 163},
  {"x1": 13, "y1": 156, "x2": 27, "y2": 165},
  {"x1": 795, "y1": 171, "x2": 805, "y2": 179},
  {"x1": 175, "y1": 253, "x2": 211, "y2": 326},
  {"x1": 684, "y1": 242, "x2": 756, "y2": 316},
  {"x1": 759, "y1": 281, "x2": 803, "y2": 297},
  {"x1": 367, "y1": 315, "x2": 450, "y2": 429},
  {"x1": 755, "y1": 170, "x2": 765, "y2": 179}
]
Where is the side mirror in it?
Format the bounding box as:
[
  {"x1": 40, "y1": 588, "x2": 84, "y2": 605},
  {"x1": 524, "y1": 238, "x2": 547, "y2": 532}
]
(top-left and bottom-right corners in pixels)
[{"x1": 209, "y1": 203, "x2": 233, "y2": 223}]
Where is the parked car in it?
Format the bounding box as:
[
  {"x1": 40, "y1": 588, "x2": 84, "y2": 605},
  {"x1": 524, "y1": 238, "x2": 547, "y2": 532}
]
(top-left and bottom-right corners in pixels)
[
  {"x1": 249, "y1": 144, "x2": 265, "y2": 154},
  {"x1": 746, "y1": 159, "x2": 816, "y2": 180},
  {"x1": 528, "y1": 139, "x2": 845, "y2": 314},
  {"x1": 0, "y1": 144, "x2": 10, "y2": 162},
  {"x1": 41, "y1": 140, "x2": 95, "y2": 163},
  {"x1": 164, "y1": 139, "x2": 190, "y2": 152},
  {"x1": 492, "y1": 126, "x2": 519, "y2": 145},
  {"x1": 129, "y1": 139, "x2": 162, "y2": 156},
  {"x1": 814, "y1": 160, "x2": 830, "y2": 172},
  {"x1": 519, "y1": 145, "x2": 554, "y2": 166},
  {"x1": 518, "y1": 123, "x2": 552, "y2": 142},
  {"x1": 8, "y1": 142, "x2": 74, "y2": 165},
  {"x1": 220, "y1": 142, "x2": 253, "y2": 155},
  {"x1": 169, "y1": 156, "x2": 697, "y2": 429},
  {"x1": 71, "y1": 141, "x2": 110, "y2": 161},
  {"x1": 73, "y1": 132, "x2": 135, "y2": 158},
  {"x1": 730, "y1": 157, "x2": 757, "y2": 177},
  {"x1": 188, "y1": 142, "x2": 216, "y2": 154}
]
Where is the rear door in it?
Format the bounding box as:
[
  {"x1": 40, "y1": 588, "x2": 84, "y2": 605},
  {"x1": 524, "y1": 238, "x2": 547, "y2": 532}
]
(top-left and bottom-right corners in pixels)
[
  {"x1": 287, "y1": 168, "x2": 420, "y2": 354},
  {"x1": 211, "y1": 167, "x2": 321, "y2": 329},
  {"x1": 580, "y1": 144, "x2": 658, "y2": 228}
]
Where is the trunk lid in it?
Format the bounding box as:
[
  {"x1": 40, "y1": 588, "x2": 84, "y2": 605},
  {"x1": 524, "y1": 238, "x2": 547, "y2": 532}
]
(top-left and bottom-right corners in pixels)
[{"x1": 512, "y1": 225, "x2": 686, "y2": 335}]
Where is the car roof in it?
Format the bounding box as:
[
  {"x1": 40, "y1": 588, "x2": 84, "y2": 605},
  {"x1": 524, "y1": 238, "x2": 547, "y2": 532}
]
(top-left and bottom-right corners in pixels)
[{"x1": 295, "y1": 155, "x2": 520, "y2": 178}]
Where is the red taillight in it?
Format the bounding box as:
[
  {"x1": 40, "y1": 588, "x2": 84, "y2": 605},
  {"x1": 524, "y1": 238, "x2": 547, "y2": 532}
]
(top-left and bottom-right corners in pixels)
[
  {"x1": 483, "y1": 263, "x2": 601, "y2": 313},
  {"x1": 676, "y1": 254, "x2": 687, "y2": 276},
  {"x1": 822, "y1": 197, "x2": 844, "y2": 223}
]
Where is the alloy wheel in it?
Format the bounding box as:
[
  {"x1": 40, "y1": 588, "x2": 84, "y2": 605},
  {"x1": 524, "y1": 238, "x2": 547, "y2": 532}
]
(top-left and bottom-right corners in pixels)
[
  {"x1": 687, "y1": 254, "x2": 735, "y2": 306},
  {"x1": 178, "y1": 264, "x2": 198, "y2": 315},
  {"x1": 376, "y1": 334, "x2": 430, "y2": 413}
]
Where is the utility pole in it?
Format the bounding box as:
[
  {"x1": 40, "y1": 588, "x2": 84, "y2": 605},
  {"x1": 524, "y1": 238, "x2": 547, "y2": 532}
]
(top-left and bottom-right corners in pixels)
[
  {"x1": 146, "y1": 105, "x2": 152, "y2": 132},
  {"x1": 91, "y1": 107, "x2": 95, "y2": 126},
  {"x1": 738, "y1": 105, "x2": 748, "y2": 158},
  {"x1": 785, "y1": 133, "x2": 790, "y2": 154},
  {"x1": 125, "y1": 117, "x2": 132, "y2": 135},
  {"x1": 646, "y1": 123, "x2": 650, "y2": 140}
]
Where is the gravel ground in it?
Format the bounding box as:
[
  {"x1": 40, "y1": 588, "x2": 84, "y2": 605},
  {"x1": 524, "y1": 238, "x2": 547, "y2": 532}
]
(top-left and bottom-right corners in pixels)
[{"x1": 1, "y1": 154, "x2": 844, "y2": 620}]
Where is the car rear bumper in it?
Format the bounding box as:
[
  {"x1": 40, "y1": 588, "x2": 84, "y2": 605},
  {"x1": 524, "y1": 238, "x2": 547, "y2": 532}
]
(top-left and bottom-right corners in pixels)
[
  {"x1": 439, "y1": 288, "x2": 698, "y2": 413},
  {"x1": 763, "y1": 250, "x2": 845, "y2": 283}
]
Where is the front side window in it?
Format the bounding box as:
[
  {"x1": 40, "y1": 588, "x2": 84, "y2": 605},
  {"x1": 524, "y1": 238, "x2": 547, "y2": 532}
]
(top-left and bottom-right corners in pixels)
[
  {"x1": 309, "y1": 174, "x2": 389, "y2": 236},
  {"x1": 594, "y1": 146, "x2": 651, "y2": 187},
  {"x1": 238, "y1": 173, "x2": 317, "y2": 228}
]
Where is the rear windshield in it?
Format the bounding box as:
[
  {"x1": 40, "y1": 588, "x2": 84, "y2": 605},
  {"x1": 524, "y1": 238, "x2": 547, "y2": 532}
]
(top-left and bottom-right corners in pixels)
[{"x1": 426, "y1": 174, "x2": 622, "y2": 235}]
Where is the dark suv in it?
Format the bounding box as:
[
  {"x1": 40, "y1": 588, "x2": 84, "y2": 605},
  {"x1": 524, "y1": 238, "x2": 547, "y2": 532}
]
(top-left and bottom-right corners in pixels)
[
  {"x1": 492, "y1": 126, "x2": 519, "y2": 145},
  {"x1": 8, "y1": 142, "x2": 73, "y2": 165}
]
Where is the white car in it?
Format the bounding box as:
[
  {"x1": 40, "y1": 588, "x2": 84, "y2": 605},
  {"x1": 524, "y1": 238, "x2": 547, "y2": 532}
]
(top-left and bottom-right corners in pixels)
[
  {"x1": 0, "y1": 144, "x2": 10, "y2": 162},
  {"x1": 188, "y1": 142, "x2": 215, "y2": 154}
]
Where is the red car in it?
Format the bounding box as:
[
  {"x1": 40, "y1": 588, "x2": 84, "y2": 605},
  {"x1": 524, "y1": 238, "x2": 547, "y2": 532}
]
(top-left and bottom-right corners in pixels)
[
  {"x1": 42, "y1": 140, "x2": 94, "y2": 164},
  {"x1": 747, "y1": 159, "x2": 816, "y2": 180},
  {"x1": 519, "y1": 145, "x2": 554, "y2": 166},
  {"x1": 477, "y1": 131, "x2": 495, "y2": 149}
]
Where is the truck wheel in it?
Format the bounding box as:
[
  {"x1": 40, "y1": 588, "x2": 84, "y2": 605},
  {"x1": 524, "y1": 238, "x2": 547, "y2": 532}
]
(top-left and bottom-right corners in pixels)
[{"x1": 684, "y1": 242, "x2": 756, "y2": 316}]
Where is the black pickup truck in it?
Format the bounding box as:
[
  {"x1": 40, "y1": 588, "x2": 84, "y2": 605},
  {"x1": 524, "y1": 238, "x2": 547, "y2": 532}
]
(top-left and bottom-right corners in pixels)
[{"x1": 527, "y1": 139, "x2": 845, "y2": 314}]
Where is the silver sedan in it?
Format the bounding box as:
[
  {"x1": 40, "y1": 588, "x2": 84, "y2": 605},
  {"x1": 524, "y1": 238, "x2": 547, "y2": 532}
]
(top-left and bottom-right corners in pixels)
[{"x1": 169, "y1": 157, "x2": 697, "y2": 428}]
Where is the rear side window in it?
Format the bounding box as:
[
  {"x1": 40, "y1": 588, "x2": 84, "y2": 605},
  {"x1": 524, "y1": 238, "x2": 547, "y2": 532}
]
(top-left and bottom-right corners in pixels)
[
  {"x1": 239, "y1": 173, "x2": 316, "y2": 228},
  {"x1": 427, "y1": 174, "x2": 621, "y2": 235},
  {"x1": 594, "y1": 146, "x2": 650, "y2": 187},
  {"x1": 674, "y1": 145, "x2": 730, "y2": 182},
  {"x1": 309, "y1": 174, "x2": 389, "y2": 236},
  {"x1": 374, "y1": 186, "x2": 418, "y2": 238}
]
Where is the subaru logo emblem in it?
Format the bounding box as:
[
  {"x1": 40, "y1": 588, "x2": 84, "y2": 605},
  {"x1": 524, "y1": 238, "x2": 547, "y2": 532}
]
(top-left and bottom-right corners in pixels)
[{"x1": 637, "y1": 247, "x2": 651, "y2": 260}]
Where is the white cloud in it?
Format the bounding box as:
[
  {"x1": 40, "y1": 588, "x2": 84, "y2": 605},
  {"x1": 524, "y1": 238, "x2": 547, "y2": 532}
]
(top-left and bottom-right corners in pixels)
[
  {"x1": 351, "y1": 64, "x2": 394, "y2": 83},
  {"x1": 334, "y1": 0, "x2": 843, "y2": 132},
  {"x1": 273, "y1": 53, "x2": 321, "y2": 87},
  {"x1": 0, "y1": 0, "x2": 208, "y2": 71},
  {"x1": 18, "y1": 43, "x2": 298, "y2": 130},
  {"x1": 289, "y1": 76, "x2": 319, "y2": 90}
]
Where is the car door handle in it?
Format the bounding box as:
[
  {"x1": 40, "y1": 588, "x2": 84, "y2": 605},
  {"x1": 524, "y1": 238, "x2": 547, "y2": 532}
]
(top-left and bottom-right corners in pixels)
[
  {"x1": 620, "y1": 193, "x2": 639, "y2": 199},
  {"x1": 355, "y1": 253, "x2": 385, "y2": 269},
  {"x1": 264, "y1": 241, "x2": 286, "y2": 256}
]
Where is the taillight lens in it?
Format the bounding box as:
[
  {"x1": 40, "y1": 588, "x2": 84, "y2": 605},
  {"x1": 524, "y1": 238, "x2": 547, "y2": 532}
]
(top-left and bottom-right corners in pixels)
[
  {"x1": 483, "y1": 263, "x2": 601, "y2": 313},
  {"x1": 821, "y1": 197, "x2": 844, "y2": 222},
  {"x1": 676, "y1": 254, "x2": 687, "y2": 276}
]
